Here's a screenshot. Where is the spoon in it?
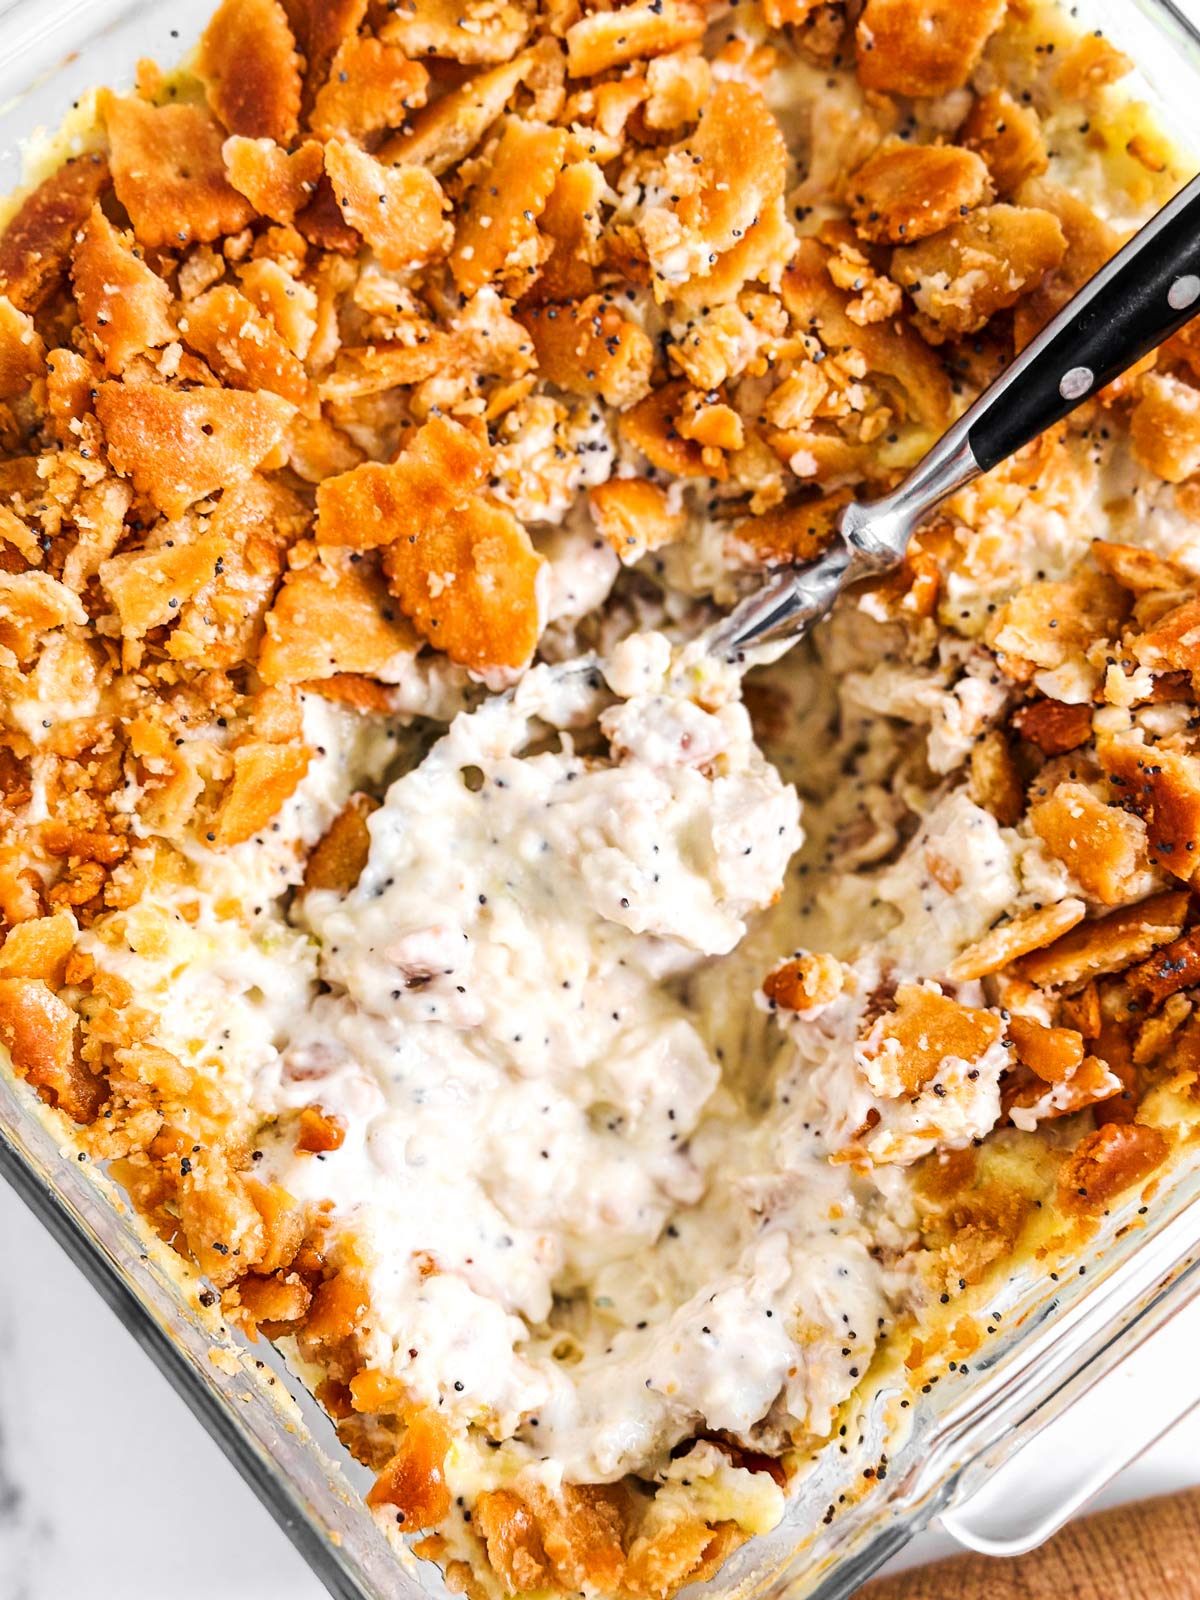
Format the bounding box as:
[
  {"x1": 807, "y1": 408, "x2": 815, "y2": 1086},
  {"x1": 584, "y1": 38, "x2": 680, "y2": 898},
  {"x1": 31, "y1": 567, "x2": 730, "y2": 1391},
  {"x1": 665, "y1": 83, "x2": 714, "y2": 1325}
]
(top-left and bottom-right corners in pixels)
[{"x1": 706, "y1": 168, "x2": 1200, "y2": 661}]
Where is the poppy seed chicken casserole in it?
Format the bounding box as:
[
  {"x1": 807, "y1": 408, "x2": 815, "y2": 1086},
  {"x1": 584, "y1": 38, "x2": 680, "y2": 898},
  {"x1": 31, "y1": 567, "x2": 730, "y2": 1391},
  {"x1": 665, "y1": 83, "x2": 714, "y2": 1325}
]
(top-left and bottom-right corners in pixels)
[{"x1": 1, "y1": 0, "x2": 1199, "y2": 1592}]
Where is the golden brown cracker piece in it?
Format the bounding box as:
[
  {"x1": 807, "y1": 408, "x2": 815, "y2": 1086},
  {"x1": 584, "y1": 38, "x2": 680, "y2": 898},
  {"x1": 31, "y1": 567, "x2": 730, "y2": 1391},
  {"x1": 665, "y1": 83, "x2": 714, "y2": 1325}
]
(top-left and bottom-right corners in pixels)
[
  {"x1": 762, "y1": 952, "x2": 844, "y2": 1012},
  {"x1": 180, "y1": 282, "x2": 316, "y2": 412},
  {"x1": 730, "y1": 492, "x2": 847, "y2": 567},
  {"x1": 0, "y1": 976, "x2": 103, "y2": 1123},
  {"x1": 284, "y1": 0, "x2": 369, "y2": 106},
  {"x1": 379, "y1": 0, "x2": 533, "y2": 65},
  {"x1": 96, "y1": 383, "x2": 295, "y2": 517},
  {"x1": 1011, "y1": 698, "x2": 1093, "y2": 755},
  {"x1": 960, "y1": 89, "x2": 1049, "y2": 197},
  {"x1": 1129, "y1": 371, "x2": 1200, "y2": 484},
  {"x1": 100, "y1": 532, "x2": 230, "y2": 639},
  {"x1": 381, "y1": 495, "x2": 543, "y2": 672},
  {"x1": 891, "y1": 205, "x2": 1067, "y2": 342},
  {"x1": 316, "y1": 414, "x2": 490, "y2": 550},
  {"x1": 1028, "y1": 781, "x2": 1150, "y2": 906},
  {"x1": 618, "y1": 380, "x2": 708, "y2": 478},
  {"x1": 849, "y1": 142, "x2": 992, "y2": 245},
  {"x1": 259, "y1": 556, "x2": 420, "y2": 683},
  {"x1": 209, "y1": 740, "x2": 313, "y2": 848},
  {"x1": 197, "y1": 0, "x2": 302, "y2": 144},
  {"x1": 565, "y1": 0, "x2": 706, "y2": 77},
  {"x1": 861, "y1": 984, "x2": 1001, "y2": 1096},
  {"x1": 1058, "y1": 1121, "x2": 1168, "y2": 1215},
  {"x1": 0, "y1": 913, "x2": 77, "y2": 987},
  {"x1": 588, "y1": 478, "x2": 683, "y2": 565},
  {"x1": 0, "y1": 296, "x2": 45, "y2": 400},
  {"x1": 532, "y1": 161, "x2": 607, "y2": 305},
  {"x1": 366, "y1": 1410, "x2": 453, "y2": 1526},
  {"x1": 325, "y1": 140, "x2": 452, "y2": 271},
  {"x1": 947, "y1": 900, "x2": 1088, "y2": 982},
  {"x1": 968, "y1": 727, "x2": 1024, "y2": 827},
  {"x1": 378, "y1": 57, "x2": 528, "y2": 176},
  {"x1": 1098, "y1": 734, "x2": 1200, "y2": 885},
  {"x1": 309, "y1": 36, "x2": 429, "y2": 141},
  {"x1": 450, "y1": 119, "x2": 567, "y2": 296},
  {"x1": 1017, "y1": 890, "x2": 1190, "y2": 990},
  {"x1": 102, "y1": 92, "x2": 255, "y2": 249},
  {"x1": 0, "y1": 153, "x2": 111, "y2": 312},
  {"x1": 70, "y1": 207, "x2": 175, "y2": 374},
  {"x1": 519, "y1": 296, "x2": 653, "y2": 408},
  {"x1": 856, "y1": 0, "x2": 1006, "y2": 97},
  {"x1": 223, "y1": 137, "x2": 325, "y2": 225},
  {"x1": 303, "y1": 793, "x2": 378, "y2": 893}
]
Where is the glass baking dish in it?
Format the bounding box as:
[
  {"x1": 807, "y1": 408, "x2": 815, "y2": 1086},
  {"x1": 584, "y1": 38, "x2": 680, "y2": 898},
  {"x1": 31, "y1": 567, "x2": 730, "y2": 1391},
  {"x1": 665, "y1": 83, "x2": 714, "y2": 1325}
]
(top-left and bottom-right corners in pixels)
[{"x1": 1, "y1": 0, "x2": 1200, "y2": 1595}]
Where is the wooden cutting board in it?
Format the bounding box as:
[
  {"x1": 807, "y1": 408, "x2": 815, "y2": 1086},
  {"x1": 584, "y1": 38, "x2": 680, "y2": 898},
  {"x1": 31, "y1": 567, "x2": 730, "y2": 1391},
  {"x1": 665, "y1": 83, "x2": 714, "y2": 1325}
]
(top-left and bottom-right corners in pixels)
[{"x1": 857, "y1": 1489, "x2": 1200, "y2": 1599}]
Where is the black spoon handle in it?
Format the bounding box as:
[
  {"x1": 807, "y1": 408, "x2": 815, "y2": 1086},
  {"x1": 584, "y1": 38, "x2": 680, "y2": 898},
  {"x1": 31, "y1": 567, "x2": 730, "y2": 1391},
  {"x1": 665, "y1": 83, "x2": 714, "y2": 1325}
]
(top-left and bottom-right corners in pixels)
[
  {"x1": 707, "y1": 168, "x2": 1200, "y2": 662},
  {"x1": 969, "y1": 168, "x2": 1200, "y2": 473}
]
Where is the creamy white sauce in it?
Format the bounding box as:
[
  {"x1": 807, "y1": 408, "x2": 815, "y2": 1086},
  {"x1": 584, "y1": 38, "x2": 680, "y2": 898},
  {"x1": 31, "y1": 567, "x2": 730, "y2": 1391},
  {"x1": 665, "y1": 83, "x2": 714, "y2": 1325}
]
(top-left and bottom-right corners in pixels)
[
  {"x1": 254, "y1": 644, "x2": 873, "y2": 1480},
  {"x1": 222, "y1": 607, "x2": 1062, "y2": 1491}
]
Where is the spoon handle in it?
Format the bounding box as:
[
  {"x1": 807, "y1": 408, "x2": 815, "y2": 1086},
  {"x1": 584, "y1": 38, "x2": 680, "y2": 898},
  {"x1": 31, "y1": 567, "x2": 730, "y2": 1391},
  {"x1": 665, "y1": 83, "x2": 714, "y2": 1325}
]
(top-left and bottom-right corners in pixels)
[
  {"x1": 968, "y1": 166, "x2": 1200, "y2": 472},
  {"x1": 709, "y1": 168, "x2": 1200, "y2": 661},
  {"x1": 841, "y1": 165, "x2": 1200, "y2": 570}
]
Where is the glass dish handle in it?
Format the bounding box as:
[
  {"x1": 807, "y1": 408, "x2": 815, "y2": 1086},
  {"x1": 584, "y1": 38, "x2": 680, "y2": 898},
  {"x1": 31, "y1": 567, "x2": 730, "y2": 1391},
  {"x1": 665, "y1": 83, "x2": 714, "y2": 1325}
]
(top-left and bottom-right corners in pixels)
[{"x1": 941, "y1": 1262, "x2": 1200, "y2": 1557}]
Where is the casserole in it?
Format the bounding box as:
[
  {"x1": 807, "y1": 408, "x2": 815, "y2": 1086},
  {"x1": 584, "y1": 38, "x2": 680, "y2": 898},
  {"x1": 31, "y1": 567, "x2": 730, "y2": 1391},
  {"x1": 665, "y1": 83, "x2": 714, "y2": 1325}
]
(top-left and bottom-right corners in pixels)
[{"x1": 1, "y1": 0, "x2": 1200, "y2": 1596}]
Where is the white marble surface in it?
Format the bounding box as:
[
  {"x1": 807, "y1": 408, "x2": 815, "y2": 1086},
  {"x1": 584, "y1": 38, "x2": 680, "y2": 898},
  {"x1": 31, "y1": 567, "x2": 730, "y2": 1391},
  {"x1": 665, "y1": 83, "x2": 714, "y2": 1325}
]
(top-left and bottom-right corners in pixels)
[{"x1": 0, "y1": 1172, "x2": 1197, "y2": 1599}]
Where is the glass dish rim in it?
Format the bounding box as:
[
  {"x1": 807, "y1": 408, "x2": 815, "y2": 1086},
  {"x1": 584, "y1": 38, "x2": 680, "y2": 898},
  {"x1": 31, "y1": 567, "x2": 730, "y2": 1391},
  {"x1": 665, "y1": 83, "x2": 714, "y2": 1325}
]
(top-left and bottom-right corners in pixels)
[{"x1": 0, "y1": 1, "x2": 1199, "y2": 1596}]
